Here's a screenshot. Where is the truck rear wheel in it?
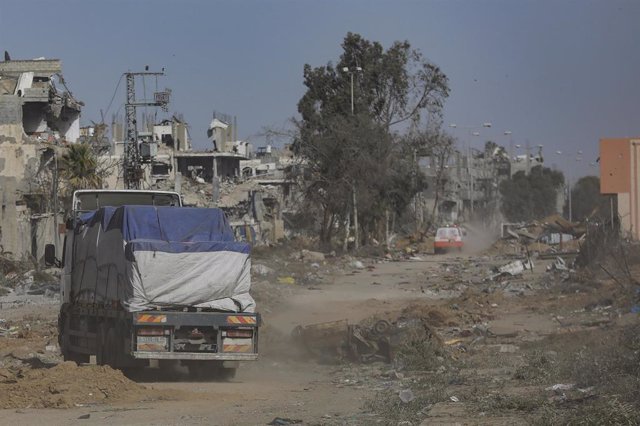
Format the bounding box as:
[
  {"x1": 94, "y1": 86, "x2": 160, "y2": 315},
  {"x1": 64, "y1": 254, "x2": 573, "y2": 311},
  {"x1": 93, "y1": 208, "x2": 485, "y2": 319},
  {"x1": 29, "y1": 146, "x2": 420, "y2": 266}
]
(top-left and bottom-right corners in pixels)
[
  {"x1": 97, "y1": 325, "x2": 121, "y2": 368},
  {"x1": 59, "y1": 311, "x2": 89, "y2": 364}
]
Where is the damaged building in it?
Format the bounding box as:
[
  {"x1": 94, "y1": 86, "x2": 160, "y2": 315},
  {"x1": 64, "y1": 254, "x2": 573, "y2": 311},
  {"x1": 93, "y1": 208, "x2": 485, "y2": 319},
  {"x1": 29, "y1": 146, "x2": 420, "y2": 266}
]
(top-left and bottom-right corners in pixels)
[
  {"x1": 102, "y1": 110, "x2": 297, "y2": 244},
  {"x1": 0, "y1": 56, "x2": 82, "y2": 260},
  {"x1": 419, "y1": 142, "x2": 511, "y2": 226}
]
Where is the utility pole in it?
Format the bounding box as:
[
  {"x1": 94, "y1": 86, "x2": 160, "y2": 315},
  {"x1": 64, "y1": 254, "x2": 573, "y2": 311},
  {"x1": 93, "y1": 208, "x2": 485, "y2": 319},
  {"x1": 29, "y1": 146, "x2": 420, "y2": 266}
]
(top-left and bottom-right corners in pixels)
[
  {"x1": 124, "y1": 70, "x2": 170, "y2": 189},
  {"x1": 568, "y1": 177, "x2": 572, "y2": 222},
  {"x1": 468, "y1": 145, "x2": 474, "y2": 218},
  {"x1": 342, "y1": 66, "x2": 362, "y2": 250},
  {"x1": 349, "y1": 71, "x2": 355, "y2": 115}
]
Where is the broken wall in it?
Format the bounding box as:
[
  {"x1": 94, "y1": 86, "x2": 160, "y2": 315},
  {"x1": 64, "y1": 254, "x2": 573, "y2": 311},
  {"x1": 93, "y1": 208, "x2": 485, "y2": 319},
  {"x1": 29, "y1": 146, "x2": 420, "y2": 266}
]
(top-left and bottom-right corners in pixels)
[{"x1": 0, "y1": 103, "x2": 58, "y2": 259}]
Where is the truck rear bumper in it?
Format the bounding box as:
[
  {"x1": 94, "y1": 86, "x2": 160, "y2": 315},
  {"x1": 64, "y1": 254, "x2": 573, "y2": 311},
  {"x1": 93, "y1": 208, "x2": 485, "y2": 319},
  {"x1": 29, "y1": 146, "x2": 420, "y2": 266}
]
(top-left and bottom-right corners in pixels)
[
  {"x1": 434, "y1": 241, "x2": 463, "y2": 248},
  {"x1": 132, "y1": 351, "x2": 258, "y2": 361}
]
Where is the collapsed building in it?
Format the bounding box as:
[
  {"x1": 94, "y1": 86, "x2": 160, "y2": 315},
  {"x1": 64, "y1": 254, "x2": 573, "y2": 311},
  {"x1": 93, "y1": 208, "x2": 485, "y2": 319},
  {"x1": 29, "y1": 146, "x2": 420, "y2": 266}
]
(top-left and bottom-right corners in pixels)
[
  {"x1": 417, "y1": 142, "x2": 565, "y2": 230},
  {"x1": 99, "y1": 111, "x2": 300, "y2": 244},
  {"x1": 0, "y1": 56, "x2": 82, "y2": 260}
]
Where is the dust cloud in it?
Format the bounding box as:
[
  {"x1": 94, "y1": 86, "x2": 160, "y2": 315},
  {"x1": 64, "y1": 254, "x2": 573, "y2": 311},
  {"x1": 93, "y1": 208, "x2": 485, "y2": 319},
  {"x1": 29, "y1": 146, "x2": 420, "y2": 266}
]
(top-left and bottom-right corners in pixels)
[{"x1": 462, "y1": 221, "x2": 501, "y2": 254}]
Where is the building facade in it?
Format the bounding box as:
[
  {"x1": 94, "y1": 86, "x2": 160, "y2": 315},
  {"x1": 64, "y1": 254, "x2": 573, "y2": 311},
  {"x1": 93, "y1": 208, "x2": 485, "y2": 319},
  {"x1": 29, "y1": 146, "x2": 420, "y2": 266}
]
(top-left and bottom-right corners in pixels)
[{"x1": 599, "y1": 137, "x2": 640, "y2": 239}]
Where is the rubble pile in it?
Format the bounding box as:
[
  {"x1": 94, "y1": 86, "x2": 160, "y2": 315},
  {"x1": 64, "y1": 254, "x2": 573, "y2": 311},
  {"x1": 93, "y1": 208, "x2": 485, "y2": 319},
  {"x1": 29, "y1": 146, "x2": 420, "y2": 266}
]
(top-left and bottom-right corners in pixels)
[
  {"x1": 0, "y1": 254, "x2": 60, "y2": 306},
  {"x1": 292, "y1": 311, "x2": 443, "y2": 365},
  {"x1": 488, "y1": 214, "x2": 586, "y2": 258}
]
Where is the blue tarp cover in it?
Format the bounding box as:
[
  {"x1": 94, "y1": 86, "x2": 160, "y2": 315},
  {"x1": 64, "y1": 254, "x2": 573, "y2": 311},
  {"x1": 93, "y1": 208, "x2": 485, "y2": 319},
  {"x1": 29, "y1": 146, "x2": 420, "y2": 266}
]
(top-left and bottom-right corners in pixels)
[
  {"x1": 71, "y1": 205, "x2": 254, "y2": 312},
  {"x1": 79, "y1": 205, "x2": 236, "y2": 242}
]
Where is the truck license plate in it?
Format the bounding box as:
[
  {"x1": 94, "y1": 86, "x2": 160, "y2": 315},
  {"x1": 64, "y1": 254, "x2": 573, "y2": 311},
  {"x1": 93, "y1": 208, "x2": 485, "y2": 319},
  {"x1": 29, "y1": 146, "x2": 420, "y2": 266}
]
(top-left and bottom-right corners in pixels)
[{"x1": 137, "y1": 336, "x2": 168, "y2": 351}]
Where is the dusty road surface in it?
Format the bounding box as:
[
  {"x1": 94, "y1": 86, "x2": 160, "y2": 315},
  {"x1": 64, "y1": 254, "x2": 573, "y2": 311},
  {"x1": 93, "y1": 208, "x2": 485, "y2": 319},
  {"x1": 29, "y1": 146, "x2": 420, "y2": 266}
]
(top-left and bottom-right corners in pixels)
[
  {"x1": 1, "y1": 247, "x2": 638, "y2": 425},
  {"x1": 0, "y1": 258, "x2": 435, "y2": 425}
]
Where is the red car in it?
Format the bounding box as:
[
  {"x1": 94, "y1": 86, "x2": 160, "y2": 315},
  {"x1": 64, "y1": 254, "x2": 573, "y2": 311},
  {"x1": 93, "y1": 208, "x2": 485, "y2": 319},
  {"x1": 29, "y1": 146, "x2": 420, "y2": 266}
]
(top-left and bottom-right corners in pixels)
[{"x1": 434, "y1": 226, "x2": 464, "y2": 253}]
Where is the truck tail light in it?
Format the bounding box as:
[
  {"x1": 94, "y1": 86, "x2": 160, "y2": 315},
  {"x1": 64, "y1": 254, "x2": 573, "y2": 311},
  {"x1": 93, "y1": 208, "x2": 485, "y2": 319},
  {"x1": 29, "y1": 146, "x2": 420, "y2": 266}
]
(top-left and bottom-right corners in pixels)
[
  {"x1": 225, "y1": 329, "x2": 253, "y2": 338},
  {"x1": 137, "y1": 327, "x2": 165, "y2": 336}
]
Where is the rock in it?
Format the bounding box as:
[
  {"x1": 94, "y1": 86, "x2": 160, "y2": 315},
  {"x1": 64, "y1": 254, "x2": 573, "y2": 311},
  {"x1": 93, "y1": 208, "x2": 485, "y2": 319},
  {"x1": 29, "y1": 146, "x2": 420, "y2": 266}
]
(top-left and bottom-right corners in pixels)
[
  {"x1": 252, "y1": 264, "x2": 274, "y2": 276},
  {"x1": 399, "y1": 389, "x2": 415, "y2": 403},
  {"x1": 499, "y1": 344, "x2": 519, "y2": 353},
  {"x1": 45, "y1": 344, "x2": 59, "y2": 352},
  {"x1": 300, "y1": 250, "x2": 325, "y2": 262}
]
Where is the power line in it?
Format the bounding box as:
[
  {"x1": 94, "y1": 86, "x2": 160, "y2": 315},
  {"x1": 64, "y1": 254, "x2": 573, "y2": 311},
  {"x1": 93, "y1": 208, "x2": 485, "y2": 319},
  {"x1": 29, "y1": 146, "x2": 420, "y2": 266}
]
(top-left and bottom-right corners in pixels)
[{"x1": 103, "y1": 74, "x2": 124, "y2": 122}]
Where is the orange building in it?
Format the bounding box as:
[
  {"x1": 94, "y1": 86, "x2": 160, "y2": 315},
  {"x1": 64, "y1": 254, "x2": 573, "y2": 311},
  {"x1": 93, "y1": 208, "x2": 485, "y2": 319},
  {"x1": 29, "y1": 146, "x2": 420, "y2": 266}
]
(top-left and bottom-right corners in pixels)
[{"x1": 600, "y1": 138, "x2": 640, "y2": 239}]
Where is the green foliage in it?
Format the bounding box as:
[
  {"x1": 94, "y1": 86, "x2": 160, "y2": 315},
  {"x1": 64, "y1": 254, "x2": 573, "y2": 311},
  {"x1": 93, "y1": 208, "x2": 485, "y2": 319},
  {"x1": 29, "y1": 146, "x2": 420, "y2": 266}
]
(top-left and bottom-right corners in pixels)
[
  {"x1": 59, "y1": 143, "x2": 103, "y2": 192},
  {"x1": 566, "y1": 175, "x2": 610, "y2": 221},
  {"x1": 295, "y1": 32, "x2": 450, "y2": 244},
  {"x1": 499, "y1": 165, "x2": 564, "y2": 222}
]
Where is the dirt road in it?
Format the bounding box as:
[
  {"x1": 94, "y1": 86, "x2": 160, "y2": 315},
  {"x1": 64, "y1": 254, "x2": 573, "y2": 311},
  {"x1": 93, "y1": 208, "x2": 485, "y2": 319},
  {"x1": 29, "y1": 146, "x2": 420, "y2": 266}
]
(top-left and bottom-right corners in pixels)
[
  {"x1": 1, "y1": 249, "x2": 635, "y2": 425},
  {"x1": 0, "y1": 257, "x2": 449, "y2": 425}
]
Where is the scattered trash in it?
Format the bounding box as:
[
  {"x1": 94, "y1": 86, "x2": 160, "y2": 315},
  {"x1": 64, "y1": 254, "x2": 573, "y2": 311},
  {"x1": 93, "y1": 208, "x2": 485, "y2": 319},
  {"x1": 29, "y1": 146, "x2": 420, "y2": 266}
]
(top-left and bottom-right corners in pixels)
[
  {"x1": 277, "y1": 276, "x2": 296, "y2": 285},
  {"x1": 545, "y1": 383, "x2": 575, "y2": 391},
  {"x1": 486, "y1": 259, "x2": 534, "y2": 280},
  {"x1": 449, "y1": 396, "x2": 460, "y2": 402},
  {"x1": 546, "y1": 256, "x2": 570, "y2": 272},
  {"x1": 499, "y1": 344, "x2": 519, "y2": 353},
  {"x1": 292, "y1": 315, "x2": 439, "y2": 364},
  {"x1": 399, "y1": 389, "x2": 415, "y2": 403},
  {"x1": 499, "y1": 260, "x2": 534, "y2": 276},
  {"x1": 267, "y1": 417, "x2": 302, "y2": 425},
  {"x1": 350, "y1": 260, "x2": 365, "y2": 270},
  {"x1": 0, "y1": 326, "x2": 19, "y2": 337}
]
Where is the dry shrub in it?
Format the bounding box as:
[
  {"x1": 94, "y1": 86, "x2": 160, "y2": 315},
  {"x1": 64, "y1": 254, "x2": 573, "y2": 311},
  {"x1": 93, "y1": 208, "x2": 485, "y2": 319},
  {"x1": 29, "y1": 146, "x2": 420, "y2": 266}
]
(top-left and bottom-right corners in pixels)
[
  {"x1": 395, "y1": 334, "x2": 449, "y2": 372},
  {"x1": 537, "y1": 396, "x2": 639, "y2": 426},
  {"x1": 516, "y1": 325, "x2": 640, "y2": 423},
  {"x1": 513, "y1": 350, "x2": 557, "y2": 383},
  {"x1": 479, "y1": 392, "x2": 545, "y2": 414},
  {"x1": 365, "y1": 374, "x2": 450, "y2": 425}
]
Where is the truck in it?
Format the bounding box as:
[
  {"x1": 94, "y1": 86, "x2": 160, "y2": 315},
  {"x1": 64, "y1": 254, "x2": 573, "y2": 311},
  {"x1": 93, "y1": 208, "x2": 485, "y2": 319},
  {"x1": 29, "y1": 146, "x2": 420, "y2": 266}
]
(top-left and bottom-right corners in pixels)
[{"x1": 45, "y1": 189, "x2": 259, "y2": 379}]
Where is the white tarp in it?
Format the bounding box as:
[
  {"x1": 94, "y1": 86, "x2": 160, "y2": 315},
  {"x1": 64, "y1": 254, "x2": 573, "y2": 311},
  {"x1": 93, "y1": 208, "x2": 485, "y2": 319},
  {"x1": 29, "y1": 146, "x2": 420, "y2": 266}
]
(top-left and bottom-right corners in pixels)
[{"x1": 70, "y1": 206, "x2": 255, "y2": 313}]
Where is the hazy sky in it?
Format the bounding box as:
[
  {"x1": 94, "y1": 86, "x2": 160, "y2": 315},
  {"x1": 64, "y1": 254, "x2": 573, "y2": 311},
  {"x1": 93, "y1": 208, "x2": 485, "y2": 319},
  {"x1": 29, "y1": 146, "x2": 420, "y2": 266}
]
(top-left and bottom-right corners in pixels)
[{"x1": 2, "y1": 0, "x2": 639, "y2": 179}]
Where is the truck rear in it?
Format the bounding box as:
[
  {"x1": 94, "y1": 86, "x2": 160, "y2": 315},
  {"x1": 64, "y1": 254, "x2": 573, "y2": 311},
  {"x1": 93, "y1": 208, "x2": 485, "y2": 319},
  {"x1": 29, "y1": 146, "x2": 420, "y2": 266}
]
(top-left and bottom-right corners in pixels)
[{"x1": 48, "y1": 190, "x2": 259, "y2": 379}]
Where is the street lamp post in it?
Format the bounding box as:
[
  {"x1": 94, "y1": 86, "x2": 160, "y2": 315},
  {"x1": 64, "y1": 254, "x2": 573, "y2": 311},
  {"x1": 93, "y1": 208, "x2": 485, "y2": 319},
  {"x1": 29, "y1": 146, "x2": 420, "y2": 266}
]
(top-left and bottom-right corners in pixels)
[
  {"x1": 555, "y1": 150, "x2": 583, "y2": 222},
  {"x1": 343, "y1": 66, "x2": 362, "y2": 115}
]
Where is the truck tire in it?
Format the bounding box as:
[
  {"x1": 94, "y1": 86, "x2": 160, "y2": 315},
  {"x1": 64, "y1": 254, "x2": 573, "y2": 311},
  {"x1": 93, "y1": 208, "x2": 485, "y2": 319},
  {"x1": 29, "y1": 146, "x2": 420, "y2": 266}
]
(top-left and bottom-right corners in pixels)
[
  {"x1": 59, "y1": 311, "x2": 89, "y2": 364},
  {"x1": 96, "y1": 325, "x2": 107, "y2": 366},
  {"x1": 104, "y1": 328, "x2": 121, "y2": 368}
]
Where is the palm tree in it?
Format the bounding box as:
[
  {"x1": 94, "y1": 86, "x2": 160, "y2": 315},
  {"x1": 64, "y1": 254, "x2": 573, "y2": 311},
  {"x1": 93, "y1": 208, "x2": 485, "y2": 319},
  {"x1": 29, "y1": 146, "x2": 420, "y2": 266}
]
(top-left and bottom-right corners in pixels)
[{"x1": 59, "y1": 143, "x2": 103, "y2": 192}]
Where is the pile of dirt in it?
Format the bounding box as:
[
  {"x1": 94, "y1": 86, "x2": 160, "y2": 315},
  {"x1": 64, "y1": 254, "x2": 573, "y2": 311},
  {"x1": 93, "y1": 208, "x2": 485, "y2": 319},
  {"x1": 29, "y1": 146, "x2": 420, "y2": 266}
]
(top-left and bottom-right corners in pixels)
[
  {"x1": 0, "y1": 362, "x2": 150, "y2": 409},
  {"x1": 484, "y1": 239, "x2": 524, "y2": 257}
]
